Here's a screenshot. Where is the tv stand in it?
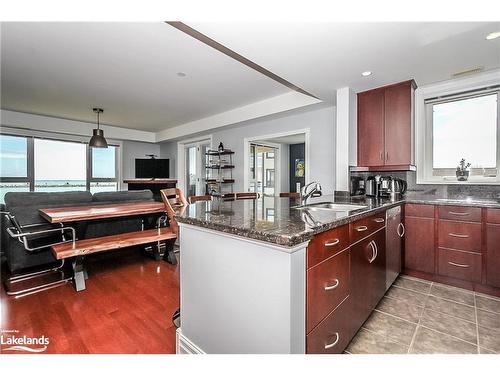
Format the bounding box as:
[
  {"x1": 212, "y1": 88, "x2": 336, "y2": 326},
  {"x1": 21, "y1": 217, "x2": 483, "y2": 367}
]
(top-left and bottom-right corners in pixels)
[{"x1": 123, "y1": 178, "x2": 178, "y2": 201}]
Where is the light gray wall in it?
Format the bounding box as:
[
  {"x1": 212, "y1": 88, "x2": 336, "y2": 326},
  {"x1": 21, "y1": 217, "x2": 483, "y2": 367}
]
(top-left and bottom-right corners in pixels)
[
  {"x1": 159, "y1": 104, "x2": 336, "y2": 195},
  {"x1": 160, "y1": 141, "x2": 178, "y2": 177},
  {"x1": 121, "y1": 140, "x2": 161, "y2": 188}
]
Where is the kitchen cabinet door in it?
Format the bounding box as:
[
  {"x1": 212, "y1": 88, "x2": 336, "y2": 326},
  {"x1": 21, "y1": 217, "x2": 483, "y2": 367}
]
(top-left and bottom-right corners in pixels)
[
  {"x1": 384, "y1": 81, "x2": 413, "y2": 165},
  {"x1": 486, "y1": 223, "x2": 500, "y2": 288},
  {"x1": 358, "y1": 88, "x2": 385, "y2": 166},
  {"x1": 350, "y1": 229, "x2": 386, "y2": 330},
  {"x1": 386, "y1": 206, "x2": 403, "y2": 290},
  {"x1": 404, "y1": 216, "x2": 435, "y2": 274}
]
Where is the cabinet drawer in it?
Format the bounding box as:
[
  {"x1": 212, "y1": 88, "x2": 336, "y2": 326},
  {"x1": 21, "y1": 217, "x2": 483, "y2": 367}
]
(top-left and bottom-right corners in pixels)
[
  {"x1": 438, "y1": 248, "x2": 481, "y2": 283},
  {"x1": 405, "y1": 203, "x2": 435, "y2": 218},
  {"x1": 306, "y1": 296, "x2": 352, "y2": 354},
  {"x1": 350, "y1": 212, "x2": 386, "y2": 244},
  {"x1": 307, "y1": 225, "x2": 349, "y2": 269},
  {"x1": 438, "y1": 206, "x2": 481, "y2": 222},
  {"x1": 486, "y1": 209, "x2": 500, "y2": 224},
  {"x1": 307, "y1": 248, "x2": 350, "y2": 333},
  {"x1": 438, "y1": 220, "x2": 481, "y2": 253}
]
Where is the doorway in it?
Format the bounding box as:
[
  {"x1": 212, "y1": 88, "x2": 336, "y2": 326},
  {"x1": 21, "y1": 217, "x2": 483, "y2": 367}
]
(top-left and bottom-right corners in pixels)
[
  {"x1": 178, "y1": 137, "x2": 211, "y2": 197},
  {"x1": 249, "y1": 143, "x2": 279, "y2": 197}
]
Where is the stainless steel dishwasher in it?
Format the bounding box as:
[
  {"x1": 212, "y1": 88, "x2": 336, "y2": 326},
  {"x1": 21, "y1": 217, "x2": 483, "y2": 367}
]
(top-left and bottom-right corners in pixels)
[{"x1": 385, "y1": 205, "x2": 404, "y2": 290}]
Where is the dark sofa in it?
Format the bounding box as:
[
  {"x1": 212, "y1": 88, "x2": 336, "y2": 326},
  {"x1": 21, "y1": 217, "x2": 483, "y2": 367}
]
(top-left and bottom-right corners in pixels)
[{"x1": 2, "y1": 189, "x2": 158, "y2": 275}]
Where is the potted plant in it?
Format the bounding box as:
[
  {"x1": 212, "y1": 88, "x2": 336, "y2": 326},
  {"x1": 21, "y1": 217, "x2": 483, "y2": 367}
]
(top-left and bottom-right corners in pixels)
[{"x1": 456, "y1": 158, "x2": 471, "y2": 181}]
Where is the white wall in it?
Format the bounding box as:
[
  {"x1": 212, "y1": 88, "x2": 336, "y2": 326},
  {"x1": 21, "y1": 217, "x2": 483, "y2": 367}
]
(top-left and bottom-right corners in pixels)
[
  {"x1": 162, "y1": 104, "x2": 336, "y2": 195},
  {"x1": 160, "y1": 141, "x2": 178, "y2": 177}
]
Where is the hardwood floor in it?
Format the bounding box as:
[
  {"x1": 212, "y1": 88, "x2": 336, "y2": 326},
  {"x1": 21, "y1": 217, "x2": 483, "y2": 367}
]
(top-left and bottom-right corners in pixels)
[{"x1": 0, "y1": 247, "x2": 179, "y2": 354}]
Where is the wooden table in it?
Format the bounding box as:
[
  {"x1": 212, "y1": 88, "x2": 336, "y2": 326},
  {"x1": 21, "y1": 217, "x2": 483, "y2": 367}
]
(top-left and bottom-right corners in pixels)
[{"x1": 39, "y1": 201, "x2": 166, "y2": 223}]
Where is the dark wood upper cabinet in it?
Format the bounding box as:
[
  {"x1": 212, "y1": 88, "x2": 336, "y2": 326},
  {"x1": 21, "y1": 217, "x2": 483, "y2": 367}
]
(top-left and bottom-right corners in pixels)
[
  {"x1": 357, "y1": 88, "x2": 385, "y2": 166},
  {"x1": 357, "y1": 80, "x2": 416, "y2": 169}
]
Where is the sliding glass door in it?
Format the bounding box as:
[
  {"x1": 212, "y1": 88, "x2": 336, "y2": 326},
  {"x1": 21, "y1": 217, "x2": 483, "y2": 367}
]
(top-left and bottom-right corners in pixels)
[{"x1": 249, "y1": 143, "x2": 278, "y2": 197}]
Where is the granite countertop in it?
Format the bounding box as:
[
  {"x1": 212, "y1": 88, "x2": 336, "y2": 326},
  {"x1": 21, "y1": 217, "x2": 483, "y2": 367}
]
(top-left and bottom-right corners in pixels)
[{"x1": 175, "y1": 191, "x2": 500, "y2": 247}]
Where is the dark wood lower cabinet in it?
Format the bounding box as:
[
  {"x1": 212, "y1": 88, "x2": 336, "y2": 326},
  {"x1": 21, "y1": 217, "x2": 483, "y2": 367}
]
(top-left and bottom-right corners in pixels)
[
  {"x1": 350, "y1": 229, "x2": 386, "y2": 328},
  {"x1": 306, "y1": 296, "x2": 352, "y2": 354},
  {"x1": 486, "y1": 223, "x2": 500, "y2": 288},
  {"x1": 404, "y1": 216, "x2": 435, "y2": 274}
]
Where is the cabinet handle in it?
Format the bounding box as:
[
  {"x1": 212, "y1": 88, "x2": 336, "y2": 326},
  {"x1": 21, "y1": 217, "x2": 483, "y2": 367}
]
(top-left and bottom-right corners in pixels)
[
  {"x1": 386, "y1": 152, "x2": 389, "y2": 161},
  {"x1": 448, "y1": 261, "x2": 470, "y2": 268},
  {"x1": 397, "y1": 223, "x2": 405, "y2": 237},
  {"x1": 324, "y1": 332, "x2": 340, "y2": 349},
  {"x1": 373, "y1": 218, "x2": 385, "y2": 223},
  {"x1": 324, "y1": 279, "x2": 340, "y2": 291},
  {"x1": 448, "y1": 233, "x2": 469, "y2": 238},
  {"x1": 380, "y1": 152, "x2": 384, "y2": 161},
  {"x1": 325, "y1": 239, "x2": 340, "y2": 247},
  {"x1": 368, "y1": 240, "x2": 378, "y2": 263},
  {"x1": 355, "y1": 225, "x2": 368, "y2": 232},
  {"x1": 448, "y1": 211, "x2": 470, "y2": 216}
]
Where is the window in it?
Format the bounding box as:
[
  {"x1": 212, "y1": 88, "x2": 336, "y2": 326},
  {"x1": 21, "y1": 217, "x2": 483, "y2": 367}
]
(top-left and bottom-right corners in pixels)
[
  {"x1": 265, "y1": 169, "x2": 275, "y2": 188},
  {"x1": 0, "y1": 133, "x2": 120, "y2": 203},
  {"x1": 422, "y1": 88, "x2": 499, "y2": 183},
  {"x1": 0, "y1": 135, "x2": 30, "y2": 203},
  {"x1": 90, "y1": 146, "x2": 119, "y2": 193}
]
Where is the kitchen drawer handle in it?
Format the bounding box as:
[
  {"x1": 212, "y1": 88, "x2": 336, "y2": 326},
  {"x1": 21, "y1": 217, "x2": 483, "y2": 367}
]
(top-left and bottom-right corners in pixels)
[
  {"x1": 324, "y1": 279, "x2": 340, "y2": 291},
  {"x1": 355, "y1": 225, "x2": 368, "y2": 232},
  {"x1": 368, "y1": 240, "x2": 378, "y2": 263},
  {"x1": 373, "y1": 218, "x2": 385, "y2": 223},
  {"x1": 448, "y1": 233, "x2": 469, "y2": 238},
  {"x1": 448, "y1": 211, "x2": 470, "y2": 216},
  {"x1": 397, "y1": 223, "x2": 405, "y2": 237},
  {"x1": 325, "y1": 239, "x2": 340, "y2": 247},
  {"x1": 448, "y1": 261, "x2": 470, "y2": 268},
  {"x1": 324, "y1": 332, "x2": 340, "y2": 349}
]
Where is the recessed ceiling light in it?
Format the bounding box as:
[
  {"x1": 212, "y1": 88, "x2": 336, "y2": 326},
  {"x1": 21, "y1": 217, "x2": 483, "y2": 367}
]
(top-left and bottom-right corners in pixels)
[
  {"x1": 486, "y1": 31, "x2": 500, "y2": 40},
  {"x1": 361, "y1": 71, "x2": 372, "y2": 77},
  {"x1": 176, "y1": 72, "x2": 187, "y2": 77}
]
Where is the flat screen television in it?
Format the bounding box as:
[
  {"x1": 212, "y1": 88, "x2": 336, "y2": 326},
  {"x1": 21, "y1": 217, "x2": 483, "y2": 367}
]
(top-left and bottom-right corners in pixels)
[{"x1": 135, "y1": 159, "x2": 170, "y2": 179}]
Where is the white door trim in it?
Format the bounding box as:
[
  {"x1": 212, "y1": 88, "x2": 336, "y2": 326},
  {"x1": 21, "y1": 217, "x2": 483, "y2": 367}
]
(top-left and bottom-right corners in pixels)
[
  {"x1": 177, "y1": 135, "x2": 212, "y2": 195},
  {"x1": 243, "y1": 128, "x2": 310, "y2": 195}
]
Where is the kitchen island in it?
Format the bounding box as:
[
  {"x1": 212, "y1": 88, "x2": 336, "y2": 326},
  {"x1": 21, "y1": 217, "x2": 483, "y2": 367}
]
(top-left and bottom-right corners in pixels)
[{"x1": 174, "y1": 193, "x2": 500, "y2": 354}]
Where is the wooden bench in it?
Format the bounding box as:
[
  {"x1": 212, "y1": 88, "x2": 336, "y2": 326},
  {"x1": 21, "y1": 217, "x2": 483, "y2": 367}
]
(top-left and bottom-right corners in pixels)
[{"x1": 52, "y1": 227, "x2": 177, "y2": 291}]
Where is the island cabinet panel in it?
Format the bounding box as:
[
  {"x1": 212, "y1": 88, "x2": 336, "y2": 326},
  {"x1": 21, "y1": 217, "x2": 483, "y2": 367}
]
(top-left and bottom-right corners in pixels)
[
  {"x1": 438, "y1": 220, "x2": 482, "y2": 253},
  {"x1": 307, "y1": 248, "x2": 350, "y2": 333},
  {"x1": 350, "y1": 228, "x2": 386, "y2": 330},
  {"x1": 486, "y1": 221, "x2": 500, "y2": 288},
  {"x1": 357, "y1": 88, "x2": 385, "y2": 166},
  {"x1": 306, "y1": 296, "x2": 352, "y2": 354},
  {"x1": 438, "y1": 206, "x2": 482, "y2": 222},
  {"x1": 307, "y1": 225, "x2": 349, "y2": 269},
  {"x1": 404, "y1": 215, "x2": 435, "y2": 274}
]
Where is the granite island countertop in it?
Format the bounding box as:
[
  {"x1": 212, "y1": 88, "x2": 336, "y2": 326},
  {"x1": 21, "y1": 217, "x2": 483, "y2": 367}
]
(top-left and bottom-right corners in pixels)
[{"x1": 175, "y1": 191, "x2": 500, "y2": 247}]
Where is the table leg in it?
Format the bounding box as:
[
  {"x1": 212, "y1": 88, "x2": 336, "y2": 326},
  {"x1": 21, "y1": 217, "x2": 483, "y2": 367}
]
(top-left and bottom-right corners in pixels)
[{"x1": 72, "y1": 256, "x2": 87, "y2": 292}]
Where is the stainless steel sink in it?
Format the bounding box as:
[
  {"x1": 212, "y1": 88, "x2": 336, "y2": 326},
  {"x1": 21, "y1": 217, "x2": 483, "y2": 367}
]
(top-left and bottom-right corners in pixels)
[{"x1": 293, "y1": 202, "x2": 367, "y2": 212}]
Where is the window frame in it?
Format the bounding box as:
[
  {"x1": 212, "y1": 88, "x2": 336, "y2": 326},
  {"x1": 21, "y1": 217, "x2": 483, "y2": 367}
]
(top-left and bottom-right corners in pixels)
[
  {"x1": 416, "y1": 70, "x2": 500, "y2": 185},
  {"x1": 0, "y1": 130, "x2": 121, "y2": 194}
]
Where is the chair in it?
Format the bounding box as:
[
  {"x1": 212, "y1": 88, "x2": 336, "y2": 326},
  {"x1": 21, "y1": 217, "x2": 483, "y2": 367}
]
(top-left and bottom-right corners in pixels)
[
  {"x1": 188, "y1": 195, "x2": 213, "y2": 204},
  {"x1": 235, "y1": 192, "x2": 260, "y2": 200},
  {"x1": 280, "y1": 192, "x2": 300, "y2": 198},
  {"x1": 159, "y1": 188, "x2": 188, "y2": 265}
]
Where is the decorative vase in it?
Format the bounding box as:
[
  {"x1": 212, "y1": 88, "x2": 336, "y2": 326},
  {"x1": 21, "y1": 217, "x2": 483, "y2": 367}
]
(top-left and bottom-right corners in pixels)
[{"x1": 456, "y1": 170, "x2": 469, "y2": 181}]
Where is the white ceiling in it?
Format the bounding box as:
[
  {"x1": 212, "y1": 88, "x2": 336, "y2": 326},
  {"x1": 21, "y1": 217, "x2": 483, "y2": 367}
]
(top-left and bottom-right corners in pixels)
[
  {"x1": 260, "y1": 133, "x2": 306, "y2": 144},
  {"x1": 2, "y1": 22, "x2": 499, "y2": 137},
  {"x1": 190, "y1": 22, "x2": 500, "y2": 101},
  {"x1": 0, "y1": 22, "x2": 290, "y2": 132}
]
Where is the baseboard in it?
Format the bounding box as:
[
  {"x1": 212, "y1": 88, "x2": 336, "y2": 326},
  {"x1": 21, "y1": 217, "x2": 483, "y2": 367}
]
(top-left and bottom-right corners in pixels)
[{"x1": 176, "y1": 329, "x2": 205, "y2": 354}]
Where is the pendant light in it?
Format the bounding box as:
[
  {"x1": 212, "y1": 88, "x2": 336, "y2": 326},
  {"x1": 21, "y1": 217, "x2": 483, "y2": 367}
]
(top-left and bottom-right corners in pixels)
[{"x1": 89, "y1": 108, "x2": 108, "y2": 148}]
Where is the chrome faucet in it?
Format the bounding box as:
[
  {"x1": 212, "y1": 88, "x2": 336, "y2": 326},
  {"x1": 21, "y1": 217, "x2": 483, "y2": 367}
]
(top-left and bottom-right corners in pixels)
[{"x1": 300, "y1": 181, "x2": 323, "y2": 205}]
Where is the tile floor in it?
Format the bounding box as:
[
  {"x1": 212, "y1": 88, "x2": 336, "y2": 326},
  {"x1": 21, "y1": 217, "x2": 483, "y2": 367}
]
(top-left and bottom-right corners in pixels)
[{"x1": 345, "y1": 275, "x2": 500, "y2": 354}]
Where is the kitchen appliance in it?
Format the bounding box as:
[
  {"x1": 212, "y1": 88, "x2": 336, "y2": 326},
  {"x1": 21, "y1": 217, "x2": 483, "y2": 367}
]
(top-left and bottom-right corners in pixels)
[
  {"x1": 385, "y1": 206, "x2": 404, "y2": 290},
  {"x1": 378, "y1": 176, "x2": 407, "y2": 198},
  {"x1": 365, "y1": 176, "x2": 379, "y2": 197},
  {"x1": 350, "y1": 176, "x2": 365, "y2": 196}
]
